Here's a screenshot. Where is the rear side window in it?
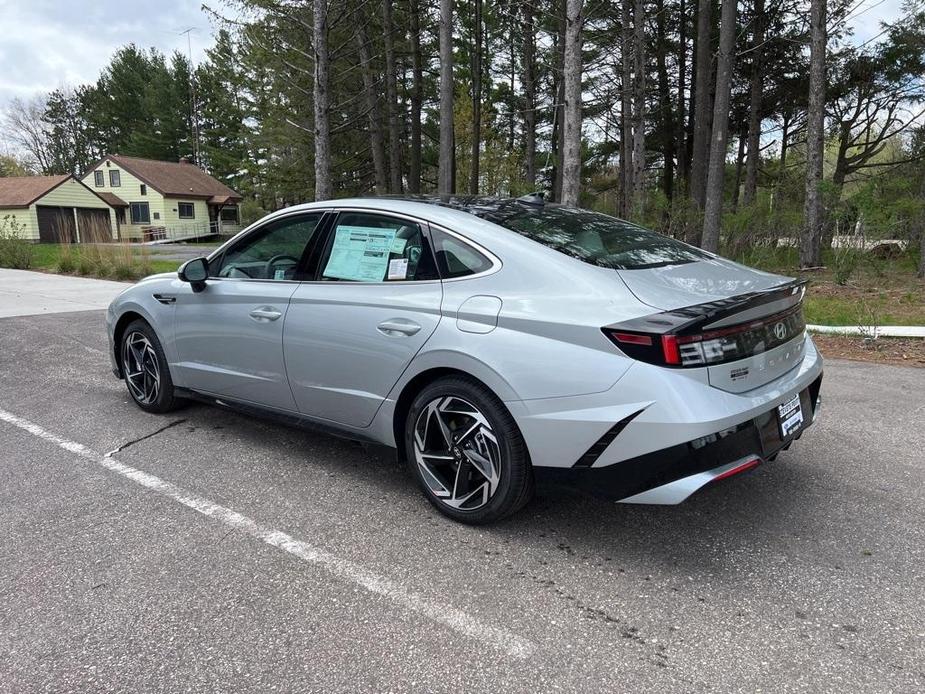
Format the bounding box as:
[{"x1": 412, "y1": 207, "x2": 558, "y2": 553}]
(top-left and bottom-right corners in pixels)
[
  {"x1": 431, "y1": 229, "x2": 493, "y2": 278},
  {"x1": 483, "y1": 205, "x2": 708, "y2": 270}
]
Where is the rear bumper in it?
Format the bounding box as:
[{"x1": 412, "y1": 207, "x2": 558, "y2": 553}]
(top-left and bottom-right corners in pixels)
[{"x1": 534, "y1": 373, "x2": 822, "y2": 503}]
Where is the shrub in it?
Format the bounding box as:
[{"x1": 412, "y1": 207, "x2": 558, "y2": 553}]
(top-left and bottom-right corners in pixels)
[
  {"x1": 832, "y1": 249, "x2": 861, "y2": 285},
  {"x1": 0, "y1": 216, "x2": 34, "y2": 269},
  {"x1": 56, "y1": 245, "x2": 76, "y2": 274},
  {"x1": 75, "y1": 252, "x2": 98, "y2": 276}
]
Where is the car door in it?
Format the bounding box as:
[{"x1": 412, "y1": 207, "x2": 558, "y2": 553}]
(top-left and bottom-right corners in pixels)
[
  {"x1": 172, "y1": 211, "x2": 327, "y2": 411},
  {"x1": 284, "y1": 210, "x2": 443, "y2": 428}
]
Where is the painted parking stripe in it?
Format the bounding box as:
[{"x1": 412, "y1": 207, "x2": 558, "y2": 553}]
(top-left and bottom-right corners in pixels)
[{"x1": 0, "y1": 407, "x2": 535, "y2": 660}]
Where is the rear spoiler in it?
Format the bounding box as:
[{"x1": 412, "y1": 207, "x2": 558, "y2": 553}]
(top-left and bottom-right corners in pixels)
[{"x1": 605, "y1": 279, "x2": 807, "y2": 338}]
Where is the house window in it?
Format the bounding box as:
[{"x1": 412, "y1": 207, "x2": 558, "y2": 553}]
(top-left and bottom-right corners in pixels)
[
  {"x1": 94, "y1": 171, "x2": 104, "y2": 187},
  {"x1": 130, "y1": 202, "x2": 150, "y2": 224},
  {"x1": 220, "y1": 206, "x2": 239, "y2": 223},
  {"x1": 178, "y1": 202, "x2": 195, "y2": 219},
  {"x1": 140, "y1": 184, "x2": 147, "y2": 196},
  {"x1": 109, "y1": 170, "x2": 121, "y2": 187}
]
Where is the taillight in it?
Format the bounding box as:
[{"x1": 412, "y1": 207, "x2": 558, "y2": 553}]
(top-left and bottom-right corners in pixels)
[
  {"x1": 611, "y1": 332, "x2": 652, "y2": 346},
  {"x1": 604, "y1": 304, "x2": 805, "y2": 368},
  {"x1": 661, "y1": 335, "x2": 681, "y2": 364}
]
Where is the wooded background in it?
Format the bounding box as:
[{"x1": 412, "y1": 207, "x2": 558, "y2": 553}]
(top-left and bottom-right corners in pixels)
[{"x1": 3, "y1": 0, "x2": 925, "y2": 271}]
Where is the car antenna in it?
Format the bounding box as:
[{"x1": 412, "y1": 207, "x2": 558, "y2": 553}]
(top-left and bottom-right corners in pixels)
[{"x1": 516, "y1": 191, "x2": 545, "y2": 207}]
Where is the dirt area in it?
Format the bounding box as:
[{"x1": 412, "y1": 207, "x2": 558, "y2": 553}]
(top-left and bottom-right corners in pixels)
[{"x1": 811, "y1": 333, "x2": 925, "y2": 368}]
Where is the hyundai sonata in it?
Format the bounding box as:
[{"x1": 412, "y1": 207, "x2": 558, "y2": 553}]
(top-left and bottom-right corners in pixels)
[{"x1": 107, "y1": 196, "x2": 822, "y2": 524}]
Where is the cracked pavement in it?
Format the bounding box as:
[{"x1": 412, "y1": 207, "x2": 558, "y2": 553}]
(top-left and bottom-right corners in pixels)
[{"x1": 1, "y1": 308, "x2": 923, "y2": 693}]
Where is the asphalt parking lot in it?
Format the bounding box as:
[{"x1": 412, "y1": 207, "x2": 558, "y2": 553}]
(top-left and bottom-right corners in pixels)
[{"x1": 1, "y1": 274, "x2": 923, "y2": 692}]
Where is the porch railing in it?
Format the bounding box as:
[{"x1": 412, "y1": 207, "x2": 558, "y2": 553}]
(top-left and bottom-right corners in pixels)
[{"x1": 139, "y1": 220, "x2": 244, "y2": 243}]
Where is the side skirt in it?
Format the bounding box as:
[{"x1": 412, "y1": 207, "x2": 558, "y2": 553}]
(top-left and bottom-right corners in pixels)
[{"x1": 175, "y1": 386, "x2": 394, "y2": 454}]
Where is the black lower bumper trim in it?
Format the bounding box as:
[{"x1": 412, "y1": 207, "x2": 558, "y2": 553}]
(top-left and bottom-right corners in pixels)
[{"x1": 535, "y1": 373, "x2": 823, "y2": 502}]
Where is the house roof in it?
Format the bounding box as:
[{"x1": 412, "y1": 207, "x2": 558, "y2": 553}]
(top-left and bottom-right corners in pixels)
[
  {"x1": 88, "y1": 155, "x2": 242, "y2": 202},
  {"x1": 95, "y1": 191, "x2": 128, "y2": 207},
  {"x1": 0, "y1": 175, "x2": 71, "y2": 208}
]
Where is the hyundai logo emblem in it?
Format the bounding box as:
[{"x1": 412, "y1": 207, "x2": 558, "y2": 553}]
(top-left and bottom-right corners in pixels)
[{"x1": 773, "y1": 322, "x2": 787, "y2": 340}]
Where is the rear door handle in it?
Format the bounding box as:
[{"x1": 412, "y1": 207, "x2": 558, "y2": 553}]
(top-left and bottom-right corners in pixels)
[
  {"x1": 377, "y1": 318, "x2": 422, "y2": 336},
  {"x1": 249, "y1": 307, "x2": 283, "y2": 322}
]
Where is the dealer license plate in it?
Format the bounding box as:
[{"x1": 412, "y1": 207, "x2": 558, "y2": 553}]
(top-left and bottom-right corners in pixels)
[{"x1": 777, "y1": 393, "x2": 804, "y2": 439}]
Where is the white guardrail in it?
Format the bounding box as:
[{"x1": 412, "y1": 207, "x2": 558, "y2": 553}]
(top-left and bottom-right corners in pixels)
[{"x1": 807, "y1": 325, "x2": 925, "y2": 338}]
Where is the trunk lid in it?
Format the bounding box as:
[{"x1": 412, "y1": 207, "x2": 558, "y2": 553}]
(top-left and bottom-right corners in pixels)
[
  {"x1": 607, "y1": 259, "x2": 809, "y2": 392},
  {"x1": 615, "y1": 257, "x2": 791, "y2": 312}
]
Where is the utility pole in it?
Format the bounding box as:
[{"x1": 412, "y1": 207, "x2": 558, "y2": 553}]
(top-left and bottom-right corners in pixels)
[{"x1": 180, "y1": 28, "x2": 201, "y2": 166}]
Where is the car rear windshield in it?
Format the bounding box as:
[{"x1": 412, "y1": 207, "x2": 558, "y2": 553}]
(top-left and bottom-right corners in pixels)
[{"x1": 482, "y1": 205, "x2": 709, "y2": 270}]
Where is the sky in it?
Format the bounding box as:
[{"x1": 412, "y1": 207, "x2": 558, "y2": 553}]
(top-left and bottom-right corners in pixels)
[
  {"x1": 0, "y1": 0, "x2": 216, "y2": 108},
  {"x1": 0, "y1": 0, "x2": 912, "y2": 110}
]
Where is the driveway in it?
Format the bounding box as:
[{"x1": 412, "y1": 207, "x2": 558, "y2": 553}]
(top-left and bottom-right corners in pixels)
[
  {"x1": 0, "y1": 273, "x2": 923, "y2": 692},
  {"x1": 0, "y1": 268, "x2": 127, "y2": 318}
]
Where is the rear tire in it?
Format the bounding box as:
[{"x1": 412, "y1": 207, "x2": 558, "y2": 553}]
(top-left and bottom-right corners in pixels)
[
  {"x1": 404, "y1": 376, "x2": 533, "y2": 524},
  {"x1": 120, "y1": 319, "x2": 182, "y2": 413}
]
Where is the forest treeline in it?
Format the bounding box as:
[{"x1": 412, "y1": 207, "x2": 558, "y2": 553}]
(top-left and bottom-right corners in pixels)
[{"x1": 3, "y1": 0, "x2": 925, "y2": 271}]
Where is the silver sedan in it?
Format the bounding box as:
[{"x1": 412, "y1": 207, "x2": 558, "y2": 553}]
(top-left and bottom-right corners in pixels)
[{"x1": 107, "y1": 196, "x2": 823, "y2": 524}]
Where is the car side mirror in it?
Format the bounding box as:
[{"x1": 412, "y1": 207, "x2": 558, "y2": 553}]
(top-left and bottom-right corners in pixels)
[{"x1": 178, "y1": 257, "x2": 209, "y2": 292}]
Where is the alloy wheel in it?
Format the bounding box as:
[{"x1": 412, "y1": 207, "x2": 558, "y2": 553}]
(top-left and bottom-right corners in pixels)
[
  {"x1": 122, "y1": 331, "x2": 161, "y2": 405},
  {"x1": 413, "y1": 396, "x2": 502, "y2": 510}
]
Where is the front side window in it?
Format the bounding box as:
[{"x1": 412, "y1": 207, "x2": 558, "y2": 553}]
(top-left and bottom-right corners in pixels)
[
  {"x1": 220, "y1": 206, "x2": 239, "y2": 223},
  {"x1": 214, "y1": 213, "x2": 323, "y2": 280},
  {"x1": 94, "y1": 171, "x2": 104, "y2": 187},
  {"x1": 130, "y1": 202, "x2": 150, "y2": 224},
  {"x1": 178, "y1": 202, "x2": 195, "y2": 219},
  {"x1": 431, "y1": 229, "x2": 493, "y2": 278},
  {"x1": 482, "y1": 204, "x2": 709, "y2": 270},
  {"x1": 320, "y1": 212, "x2": 437, "y2": 282},
  {"x1": 109, "y1": 170, "x2": 121, "y2": 187}
]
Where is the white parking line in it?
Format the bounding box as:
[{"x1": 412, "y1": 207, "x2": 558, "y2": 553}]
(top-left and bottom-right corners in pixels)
[{"x1": 0, "y1": 407, "x2": 535, "y2": 660}]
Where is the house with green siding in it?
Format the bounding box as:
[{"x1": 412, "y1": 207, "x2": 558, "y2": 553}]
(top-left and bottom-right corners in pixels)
[{"x1": 80, "y1": 155, "x2": 243, "y2": 241}]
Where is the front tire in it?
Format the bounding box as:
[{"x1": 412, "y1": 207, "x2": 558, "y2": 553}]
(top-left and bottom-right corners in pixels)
[
  {"x1": 120, "y1": 319, "x2": 181, "y2": 413},
  {"x1": 404, "y1": 376, "x2": 533, "y2": 524}
]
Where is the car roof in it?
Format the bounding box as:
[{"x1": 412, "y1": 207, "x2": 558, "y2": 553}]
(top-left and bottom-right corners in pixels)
[{"x1": 264, "y1": 194, "x2": 561, "y2": 227}]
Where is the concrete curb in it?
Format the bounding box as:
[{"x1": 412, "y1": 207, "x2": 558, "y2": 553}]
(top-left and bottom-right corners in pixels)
[{"x1": 807, "y1": 324, "x2": 925, "y2": 338}]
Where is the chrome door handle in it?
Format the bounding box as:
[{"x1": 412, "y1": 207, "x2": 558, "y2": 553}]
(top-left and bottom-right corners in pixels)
[
  {"x1": 249, "y1": 307, "x2": 283, "y2": 322},
  {"x1": 377, "y1": 319, "x2": 422, "y2": 336}
]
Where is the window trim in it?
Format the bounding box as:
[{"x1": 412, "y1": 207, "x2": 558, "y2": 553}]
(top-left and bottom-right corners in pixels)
[
  {"x1": 207, "y1": 210, "x2": 330, "y2": 283},
  {"x1": 93, "y1": 171, "x2": 104, "y2": 187},
  {"x1": 130, "y1": 201, "x2": 150, "y2": 225},
  {"x1": 310, "y1": 209, "x2": 441, "y2": 284},
  {"x1": 109, "y1": 170, "x2": 121, "y2": 187},
  {"x1": 205, "y1": 206, "x2": 502, "y2": 284},
  {"x1": 177, "y1": 201, "x2": 195, "y2": 219}
]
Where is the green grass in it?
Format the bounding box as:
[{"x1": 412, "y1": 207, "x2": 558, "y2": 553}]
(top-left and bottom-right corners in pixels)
[
  {"x1": 26, "y1": 243, "x2": 180, "y2": 281},
  {"x1": 733, "y1": 246, "x2": 925, "y2": 327},
  {"x1": 804, "y1": 295, "x2": 925, "y2": 326}
]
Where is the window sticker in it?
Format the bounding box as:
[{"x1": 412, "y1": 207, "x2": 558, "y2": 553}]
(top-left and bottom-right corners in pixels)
[
  {"x1": 390, "y1": 237, "x2": 408, "y2": 254},
  {"x1": 274, "y1": 268, "x2": 287, "y2": 280},
  {"x1": 387, "y1": 258, "x2": 409, "y2": 280},
  {"x1": 323, "y1": 226, "x2": 398, "y2": 281}
]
